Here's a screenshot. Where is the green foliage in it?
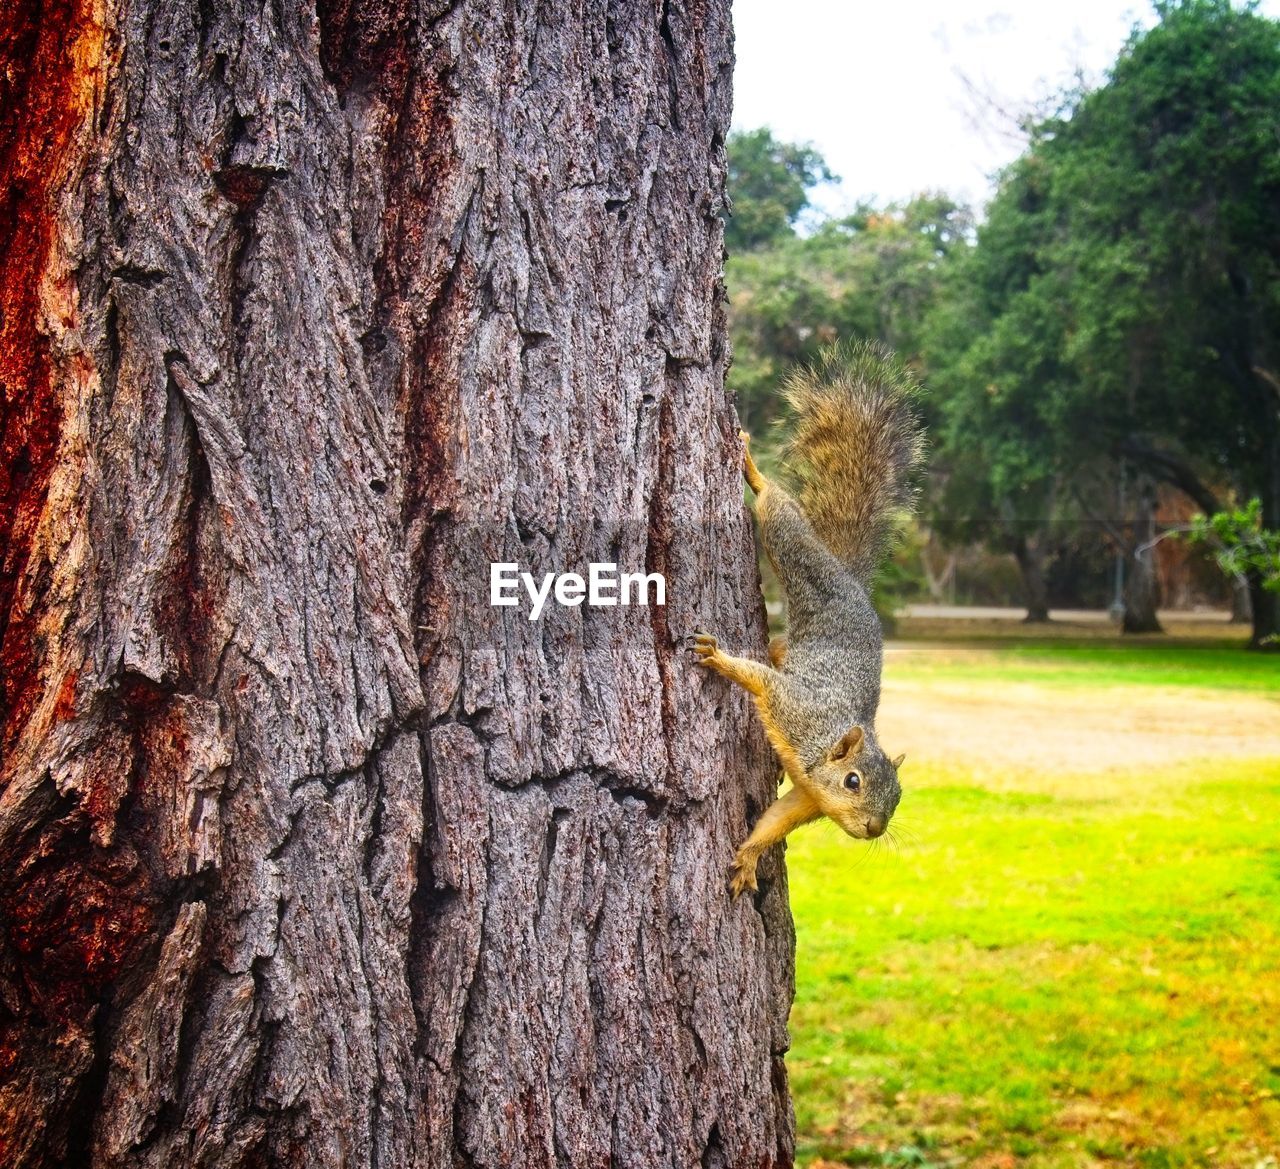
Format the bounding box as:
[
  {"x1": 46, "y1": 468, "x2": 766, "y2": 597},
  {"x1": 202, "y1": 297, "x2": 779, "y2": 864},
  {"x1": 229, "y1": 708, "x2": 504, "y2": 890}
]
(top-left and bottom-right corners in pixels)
[
  {"x1": 917, "y1": 1, "x2": 1280, "y2": 636},
  {"x1": 729, "y1": 194, "x2": 972, "y2": 435},
  {"x1": 723, "y1": 127, "x2": 835, "y2": 253},
  {"x1": 727, "y1": 3, "x2": 1280, "y2": 634},
  {"x1": 724, "y1": 173, "x2": 965, "y2": 610},
  {"x1": 1044, "y1": 0, "x2": 1280, "y2": 506},
  {"x1": 1185, "y1": 497, "x2": 1280, "y2": 590},
  {"x1": 921, "y1": 154, "x2": 1075, "y2": 549}
]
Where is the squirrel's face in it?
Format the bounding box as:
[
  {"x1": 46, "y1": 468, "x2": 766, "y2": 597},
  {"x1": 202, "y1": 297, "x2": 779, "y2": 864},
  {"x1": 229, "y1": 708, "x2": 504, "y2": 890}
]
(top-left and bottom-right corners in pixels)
[{"x1": 809, "y1": 725, "x2": 902, "y2": 840}]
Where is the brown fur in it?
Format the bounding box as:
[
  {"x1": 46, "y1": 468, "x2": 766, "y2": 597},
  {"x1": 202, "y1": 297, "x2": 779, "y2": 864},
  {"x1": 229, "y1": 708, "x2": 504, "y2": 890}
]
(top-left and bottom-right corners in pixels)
[
  {"x1": 782, "y1": 341, "x2": 925, "y2": 580},
  {"x1": 693, "y1": 344, "x2": 926, "y2": 897}
]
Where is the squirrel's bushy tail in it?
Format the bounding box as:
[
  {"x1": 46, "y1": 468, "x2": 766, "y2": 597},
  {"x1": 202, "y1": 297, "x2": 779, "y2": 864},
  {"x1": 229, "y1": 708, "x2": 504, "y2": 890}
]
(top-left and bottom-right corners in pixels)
[{"x1": 782, "y1": 341, "x2": 925, "y2": 578}]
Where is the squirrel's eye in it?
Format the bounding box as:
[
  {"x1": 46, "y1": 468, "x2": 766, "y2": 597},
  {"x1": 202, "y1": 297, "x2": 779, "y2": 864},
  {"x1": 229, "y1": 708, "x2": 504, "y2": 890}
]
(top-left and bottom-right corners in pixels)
[{"x1": 843, "y1": 772, "x2": 861, "y2": 792}]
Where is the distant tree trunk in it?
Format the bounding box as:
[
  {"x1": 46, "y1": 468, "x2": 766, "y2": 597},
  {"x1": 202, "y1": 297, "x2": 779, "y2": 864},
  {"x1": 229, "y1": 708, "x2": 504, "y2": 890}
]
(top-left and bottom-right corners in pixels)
[
  {"x1": 1252, "y1": 433, "x2": 1280, "y2": 648},
  {"x1": 1229, "y1": 575, "x2": 1252, "y2": 623},
  {"x1": 1118, "y1": 435, "x2": 1276, "y2": 646},
  {"x1": 1224, "y1": 357, "x2": 1280, "y2": 650},
  {"x1": 1122, "y1": 551, "x2": 1162, "y2": 633},
  {"x1": 1246, "y1": 572, "x2": 1279, "y2": 648},
  {"x1": 1122, "y1": 482, "x2": 1163, "y2": 634},
  {"x1": 1012, "y1": 532, "x2": 1051, "y2": 622},
  {"x1": 920, "y1": 544, "x2": 956, "y2": 604},
  {"x1": 0, "y1": 3, "x2": 797, "y2": 1167}
]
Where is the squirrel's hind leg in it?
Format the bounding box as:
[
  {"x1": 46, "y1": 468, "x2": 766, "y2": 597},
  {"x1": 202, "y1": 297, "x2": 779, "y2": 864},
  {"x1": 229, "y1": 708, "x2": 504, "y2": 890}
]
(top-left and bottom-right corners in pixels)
[
  {"x1": 729, "y1": 785, "x2": 822, "y2": 898},
  {"x1": 740, "y1": 430, "x2": 768, "y2": 496}
]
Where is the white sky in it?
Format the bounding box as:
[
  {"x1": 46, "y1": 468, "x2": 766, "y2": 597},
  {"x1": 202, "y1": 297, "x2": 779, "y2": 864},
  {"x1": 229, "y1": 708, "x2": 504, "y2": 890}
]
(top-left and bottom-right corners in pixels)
[{"x1": 731, "y1": 0, "x2": 1280, "y2": 215}]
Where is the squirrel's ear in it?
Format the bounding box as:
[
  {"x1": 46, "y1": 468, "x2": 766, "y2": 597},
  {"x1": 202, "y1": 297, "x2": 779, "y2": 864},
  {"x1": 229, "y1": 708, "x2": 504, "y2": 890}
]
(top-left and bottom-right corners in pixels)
[
  {"x1": 828, "y1": 725, "x2": 864, "y2": 763},
  {"x1": 891, "y1": 753, "x2": 906, "y2": 769}
]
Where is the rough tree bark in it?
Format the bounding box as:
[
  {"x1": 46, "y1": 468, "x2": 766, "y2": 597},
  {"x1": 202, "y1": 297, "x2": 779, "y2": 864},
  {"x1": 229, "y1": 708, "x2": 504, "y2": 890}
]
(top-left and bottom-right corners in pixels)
[{"x1": 0, "y1": 2, "x2": 797, "y2": 1166}]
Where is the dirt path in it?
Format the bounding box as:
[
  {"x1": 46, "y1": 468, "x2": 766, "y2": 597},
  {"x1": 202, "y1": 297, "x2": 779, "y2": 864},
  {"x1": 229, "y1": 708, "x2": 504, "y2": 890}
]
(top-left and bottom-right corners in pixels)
[{"x1": 877, "y1": 651, "x2": 1280, "y2": 779}]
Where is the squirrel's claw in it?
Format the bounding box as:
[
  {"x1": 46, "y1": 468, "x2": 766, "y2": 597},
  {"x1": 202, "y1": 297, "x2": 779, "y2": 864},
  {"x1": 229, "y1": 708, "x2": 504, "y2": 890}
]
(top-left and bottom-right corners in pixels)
[
  {"x1": 727, "y1": 854, "x2": 759, "y2": 900},
  {"x1": 689, "y1": 630, "x2": 719, "y2": 662}
]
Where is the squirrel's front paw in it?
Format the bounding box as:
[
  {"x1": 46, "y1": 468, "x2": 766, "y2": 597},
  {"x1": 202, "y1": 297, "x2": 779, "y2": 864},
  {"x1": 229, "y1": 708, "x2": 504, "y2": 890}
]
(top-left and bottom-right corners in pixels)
[
  {"x1": 727, "y1": 852, "x2": 759, "y2": 899},
  {"x1": 690, "y1": 630, "x2": 720, "y2": 664}
]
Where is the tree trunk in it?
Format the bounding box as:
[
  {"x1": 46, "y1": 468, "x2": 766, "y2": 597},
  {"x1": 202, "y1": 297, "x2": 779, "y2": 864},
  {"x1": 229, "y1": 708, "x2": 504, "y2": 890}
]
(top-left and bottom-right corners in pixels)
[
  {"x1": 1253, "y1": 432, "x2": 1280, "y2": 649},
  {"x1": 1121, "y1": 482, "x2": 1162, "y2": 634},
  {"x1": 0, "y1": 3, "x2": 797, "y2": 1167},
  {"x1": 1245, "y1": 572, "x2": 1279, "y2": 649},
  {"x1": 1229, "y1": 575, "x2": 1252, "y2": 624},
  {"x1": 1119, "y1": 433, "x2": 1277, "y2": 647},
  {"x1": 1012, "y1": 533, "x2": 1051, "y2": 622},
  {"x1": 919, "y1": 544, "x2": 956, "y2": 604},
  {"x1": 1122, "y1": 550, "x2": 1163, "y2": 633}
]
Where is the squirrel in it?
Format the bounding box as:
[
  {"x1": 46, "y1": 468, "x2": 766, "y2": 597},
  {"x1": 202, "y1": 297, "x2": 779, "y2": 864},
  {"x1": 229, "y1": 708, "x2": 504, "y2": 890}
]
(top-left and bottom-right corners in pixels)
[{"x1": 693, "y1": 342, "x2": 925, "y2": 898}]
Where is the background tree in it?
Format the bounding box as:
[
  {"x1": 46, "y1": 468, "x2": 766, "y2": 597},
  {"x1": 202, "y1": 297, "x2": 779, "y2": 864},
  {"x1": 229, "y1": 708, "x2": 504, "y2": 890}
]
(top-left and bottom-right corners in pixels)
[
  {"x1": 923, "y1": 160, "x2": 1167, "y2": 630},
  {"x1": 1042, "y1": 0, "x2": 1280, "y2": 646},
  {"x1": 922, "y1": 0, "x2": 1280, "y2": 642},
  {"x1": 723, "y1": 126, "x2": 835, "y2": 253},
  {"x1": 0, "y1": 2, "x2": 797, "y2": 1165},
  {"x1": 922, "y1": 155, "x2": 1079, "y2": 622},
  {"x1": 729, "y1": 188, "x2": 969, "y2": 434}
]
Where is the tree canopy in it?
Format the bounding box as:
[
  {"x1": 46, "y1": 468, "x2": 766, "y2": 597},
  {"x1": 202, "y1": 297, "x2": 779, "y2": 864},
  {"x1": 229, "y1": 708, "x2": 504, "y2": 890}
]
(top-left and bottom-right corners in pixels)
[
  {"x1": 728, "y1": 191, "x2": 969, "y2": 432},
  {"x1": 1013, "y1": 0, "x2": 1280, "y2": 641},
  {"x1": 723, "y1": 127, "x2": 835, "y2": 252}
]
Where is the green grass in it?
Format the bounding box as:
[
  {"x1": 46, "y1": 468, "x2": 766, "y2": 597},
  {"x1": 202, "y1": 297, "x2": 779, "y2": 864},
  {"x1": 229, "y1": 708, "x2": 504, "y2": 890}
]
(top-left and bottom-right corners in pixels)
[
  {"x1": 786, "y1": 639, "x2": 1280, "y2": 1168},
  {"x1": 889, "y1": 641, "x2": 1280, "y2": 694}
]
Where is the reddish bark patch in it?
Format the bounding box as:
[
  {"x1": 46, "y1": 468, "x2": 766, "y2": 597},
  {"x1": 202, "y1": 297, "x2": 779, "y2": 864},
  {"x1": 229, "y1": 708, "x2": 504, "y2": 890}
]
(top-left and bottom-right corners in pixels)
[
  {"x1": 213, "y1": 165, "x2": 280, "y2": 210},
  {"x1": 52, "y1": 669, "x2": 79, "y2": 722},
  {"x1": 316, "y1": 0, "x2": 414, "y2": 96},
  {"x1": 6, "y1": 834, "x2": 155, "y2": 1027},
  {"x1": 0, "y1": 1027, "x2": 20, "y2": 1077},
  {"x1": 0, "y1": 0, "x2": 100, "y2": 750},
  {"x1": 115, "y1": 675, "x2": 185, "y2": 810},
  {"x1": 150, "y1": 416, "x2": 226, "y2": 689},
  {"x1": 645, "y1": 376, "x2": 680, "y2": 766},
  {"x1": 387, "y1": 65, "x2": 464, "y2": 523},
  {"x1": 316, "y1": 0, "x2": 464, "y2": 681},
  {"x1": 132, "y1": 694, "x2": 193, "y2": 814}
]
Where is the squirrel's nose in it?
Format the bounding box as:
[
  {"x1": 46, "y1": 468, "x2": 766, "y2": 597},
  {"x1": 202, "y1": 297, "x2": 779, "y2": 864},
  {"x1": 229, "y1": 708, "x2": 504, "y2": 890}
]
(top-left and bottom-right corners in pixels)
[{"x1": 865, "y1": 816, "x2": 885, "y2": 838}]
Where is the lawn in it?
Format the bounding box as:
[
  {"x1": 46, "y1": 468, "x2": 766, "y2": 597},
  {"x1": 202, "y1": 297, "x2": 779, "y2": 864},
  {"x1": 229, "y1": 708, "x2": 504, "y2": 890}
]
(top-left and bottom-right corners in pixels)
[
  {"x1": 887, "y1": 639, "x2": 1280, "y2": 694},
  {"x1": 785, "y1": 629, "x2": 1280, "y2": 1168}
]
